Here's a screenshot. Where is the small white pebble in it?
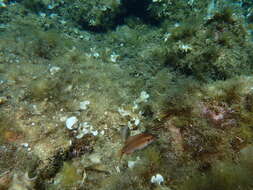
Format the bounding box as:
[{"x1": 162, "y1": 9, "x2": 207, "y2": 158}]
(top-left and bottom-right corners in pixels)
[
  {"x1": 66, "y1": 116, "x2": 78, "y2": 130},
  {"x1": 91, "y1": 130, "x2": 98, "y2": 136},
  {"x1": 110, "y1": 52, "x2": 120, "y2": 63},
  {"x1": 48, "y1": 4, "x2": 54, "y2": 9},
  {"x1": 49, "y1": 13, "x2": 58, "y2": 18},
  {"x1": 136, "y1": 91, "x2": 150, "y2": 103},
  {"x1": 115, "y1": 166, "x2": 121, "y2": 173},
  {"x1": 128, "y1": 161, "x2": 136, "y2": 169},
  {"x1": 128, "y1": 157, "x2": 140, "y2": 169},
  {"x1": 151, "y1": 174, "x2": 164, "y2": 185},
  {"x1": 132, "y1": 102, "x2": 139, "y2": 110},
  {"x1": 79, "y1": 100, "x2": 90, "y2": 110},
  {"x1": 21, "y1": 143, "x2": 29, "y2": 148},
  {"x1": 89, "y1": 153, "x2": 101, "y2": 164},
  {"x1": 100, "y1": 130, "x2": 105, "y2": 135},
  {"x1": 134, "y1": 118, "x2": 140, "y2": 126},
  {"x1": 60, "y1": 20, "x2": 67, "y2": 25},
  {"x1": 60, "y1": 116, "x2": 67, "y2": 122},
  {"x1": 50, "y1": 66, "x2": 61, "y2": 75},
  {"x1": 93, "y1": 52, "x2": 100, "y2": 58},
  {"x1": 39, "y1": 12, "x2": 46, "y2": 18}
]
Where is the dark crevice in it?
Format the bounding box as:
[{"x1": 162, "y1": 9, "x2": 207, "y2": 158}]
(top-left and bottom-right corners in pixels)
[
  {"x1": 80, "y1": 0, "x2": 161, "y2": 33},
  {"x1": 116, "y1": 0, "x2": 160, "y2": 26}
]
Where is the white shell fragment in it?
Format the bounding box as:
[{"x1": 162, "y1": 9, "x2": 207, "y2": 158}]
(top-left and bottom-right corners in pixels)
[
  {"x1": 79, "y1": 100, "x2": 90, "y2": 110},
  {"x1": 66, "y1": 116, "x2": 78, "y2": 130},
  {"x1": 151, "y1": 174, "x2": 164, "y2": 185}
]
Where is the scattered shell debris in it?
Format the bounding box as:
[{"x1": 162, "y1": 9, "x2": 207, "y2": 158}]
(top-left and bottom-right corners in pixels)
[
  {"x1": 118, "y1": 91, "x2": 150, "y2": 129},
  {"x1": 76, "y1": 122, "x2": 99, "y2": 139}
]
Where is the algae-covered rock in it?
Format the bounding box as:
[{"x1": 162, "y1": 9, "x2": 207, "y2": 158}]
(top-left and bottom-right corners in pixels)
[
  {"x1": 164, "y1": 8, "x2": 253, "y2": 81},
  {"x1": 51, "y1": 162, "x2": 83, "y2": 189},
  {"x1": 148, "y1": 0, "x2": 209, "y2": 23},
  {"x1": 60, "y1": 0, "x2": 122, "y2": 31}
]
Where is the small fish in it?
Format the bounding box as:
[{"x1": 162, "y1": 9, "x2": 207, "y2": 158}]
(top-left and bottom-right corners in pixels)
[{"x1": 119, "y1": 133, "x2": 155, "y2": 160}]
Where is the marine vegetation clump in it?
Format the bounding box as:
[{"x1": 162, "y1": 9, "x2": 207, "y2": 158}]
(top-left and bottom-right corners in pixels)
[
  {"x1": 169, "y1": 21, "x2": 199, "y2": 41},
  {"x1": 49, "y1": 161, "x2": 83, "y2": 189},
  {"x1": 199, "y1": 77, "x2": 253, "y2": 145},
  {"x1": 178, "y1": 146, "x2": 253, "y2": 190},
  {"x1": 22, "y1": 0, "x2": 46, "y2": 13},
  {"x1": 0, "y1": 113, "x2": 21, "y2": 145},
  {"x1": 59, "y1": 0, "x2": 122, "y2": 32},
  {"x1": 101, "y1": 145, "x2": 166, "y2": 190},
  {"x1": 162, "y1": 77, "x2": 202, "y2": 117},
  {"x1": 164, "y1": 8, "x2": 253, "y2": 81},
  {"x1": 29, "y1": 75, "x2": 60, "y2": 100},
  {"x1": 157, "y1": 77, "x2": 253, "y2": 166},
  {"x1": 148, "y1": 0, "x2": 209, "y2": 23},
  {"x1": 30, "y1": 30, "x2": 71, "y2": 60},
  {"x1": 206, "y1": 7, "x2": 235, "y2": 25}
]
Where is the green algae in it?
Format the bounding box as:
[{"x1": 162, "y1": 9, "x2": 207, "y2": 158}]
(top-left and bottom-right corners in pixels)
[
  {"x1": 179, "y1": 158, "x2": 253, "y2": 190},
  {"x1": 51, "y1": 162, "x2": 83, "y2": 189}
]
